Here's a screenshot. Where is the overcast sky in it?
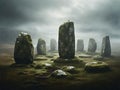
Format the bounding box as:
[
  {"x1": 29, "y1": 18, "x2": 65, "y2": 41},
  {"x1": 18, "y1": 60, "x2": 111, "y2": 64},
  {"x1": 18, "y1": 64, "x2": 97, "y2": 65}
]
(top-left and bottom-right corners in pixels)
[{"x1": 0, "y1": 0, "x2": 120, "y2": 54}]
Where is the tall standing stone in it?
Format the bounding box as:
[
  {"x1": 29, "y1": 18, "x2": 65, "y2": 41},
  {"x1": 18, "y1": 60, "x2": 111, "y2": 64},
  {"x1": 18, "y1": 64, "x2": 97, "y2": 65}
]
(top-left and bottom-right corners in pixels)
[
  {"x1": 58, "y1": 21, "x2": 75, "y2": 59},
  {"x1": 77, "y1": 39, "x2": 84, "y2": 52},
  {"x1": 101, "y1": 36, "x2": 111, "y2": 57},
  {"x1": 37, "y1": 38, "x2": 46, "y2": 55},
  {"x1": 14, "y1": 32, "x2": 34, "y2": 64},
  {"x1": 88, "y1": 38, "x2": 97, "y2": 53},
  {"x1": 50, "y1": 39, "x2": 57, "y2": 51}
]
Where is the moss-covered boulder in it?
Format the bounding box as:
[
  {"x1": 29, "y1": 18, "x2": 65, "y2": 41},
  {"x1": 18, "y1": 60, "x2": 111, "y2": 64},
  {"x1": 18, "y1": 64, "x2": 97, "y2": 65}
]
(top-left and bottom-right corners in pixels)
[
  {"x1": 77, "y1": 39, "x2": 84, "y2": 52},
  {"x1": 63, "y1": 66, "x2": 79, "y2": 74},
  {"x1": 37, "y1": 38, "x2": 46, "y2": 55},
  {"x1": 54, "y1": 57, "x2": 82, "y2": 64},
  {"x1": 50, "y1": 39, "x2": 57, "y2": 51},
  {"x1": 58, "y1": 21, "x2": 75, "y2": 59},
  {"x1": 51, "y1": 69, "x2": 68, "y2": 78},
  {"x1": 101, "y1": 36, "x2": 111, "y2": 57},
  {"x1": 88, "y1": 38, "x2": 97, "y2": 53},
  {"x1": 93, "y1": 55, "x2": 104, "y2": 60},
  {"x1": 85, "y1": 61, "x2": 110, "y2": 72},
  {"x1": 14, "y1": 32, "x2": 34, "y2": 64}
]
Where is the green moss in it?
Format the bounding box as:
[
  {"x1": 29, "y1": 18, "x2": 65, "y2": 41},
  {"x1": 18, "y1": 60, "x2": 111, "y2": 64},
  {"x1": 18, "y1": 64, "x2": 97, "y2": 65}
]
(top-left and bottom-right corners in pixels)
[
  {"x1": 1, "y1": 55, "x2": 120, "y2": 90},
  {"x1": 34, "y1": 64, "x2": 43, "y2": 69},
  {"x1": 85, "y1": 61, "x2": 110, "y2": 73},
  {"x1": 54, "y1": 57, "x2": 82, "y2": 64},
  {"x1": 62, "y1": 66, "x2": 80, "y2": 74}
]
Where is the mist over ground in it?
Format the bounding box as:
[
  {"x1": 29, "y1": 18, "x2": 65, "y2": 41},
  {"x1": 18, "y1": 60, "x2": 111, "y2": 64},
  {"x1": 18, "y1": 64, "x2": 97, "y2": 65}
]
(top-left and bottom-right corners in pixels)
[{"x1": 0, "y1": 0, "x2": 120, "y2": 56}]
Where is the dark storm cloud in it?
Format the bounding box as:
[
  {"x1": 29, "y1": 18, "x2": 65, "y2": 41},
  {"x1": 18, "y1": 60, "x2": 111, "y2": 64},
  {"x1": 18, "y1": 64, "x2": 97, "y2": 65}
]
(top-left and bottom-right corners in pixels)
[
  {"x1": 0, "y1": 0, "x2": 28, "y2": 26},
  {"x1": 0, "y1": 27, "x2": 44, "y2": 45},
  {"x1": 0, "y1": 0, "x2": 71, "y2": 44},
  {"x1": 0, "y1": 0, "x2": 71, "y2": 26},
  {"x1": 0, "y1": 0, "x2": 120, "y2": 47},
  {"x1": 71, "y1": 0, "x2": 120, "y2": 37},
  {"x1": 0, "y1": 28, "x2": 21, "y2": 44}
]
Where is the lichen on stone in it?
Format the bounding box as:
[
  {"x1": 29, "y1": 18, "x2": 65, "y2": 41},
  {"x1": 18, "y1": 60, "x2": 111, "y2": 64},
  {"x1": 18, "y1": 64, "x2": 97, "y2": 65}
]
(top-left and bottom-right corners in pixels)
[
  {"x1": 37, "y1": 38, "x2": 46, "y2": 55},
  {"x1": 58, "y1": 21, "x2": 75, "y2": 59},
  {"x1": 14, "y1": 32, "x2": 34, "y2": 64}
]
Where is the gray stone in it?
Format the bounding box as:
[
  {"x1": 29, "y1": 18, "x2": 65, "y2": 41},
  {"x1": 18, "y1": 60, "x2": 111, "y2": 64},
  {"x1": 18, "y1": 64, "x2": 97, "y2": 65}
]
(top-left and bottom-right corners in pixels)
[
  {"x1": 14, "y1": 32, "x2": 34, "y2": 64},
  {"x1": 50, "y1": 39, "x2": 57, "y2": 51},
  {"x1": 58, "y1": 21, "x2": 75, "y2": 59},
  {"x1": 37, "y1": 38, "x2": 46, "y2": 55},
  {"x1": 85, "y1": 61, "x2": 110, "y2": 72},
  {"x1": 79, "y1": 54, "x2": 92, "y2": 58},
  {"x1": 101, "y1": 36, "x2": 111, "y2": 57},
  {"x1": 88, "y1": 38, "x2": 97, "y2": 53},
  {"x1": 63, "y1": 66, "x2": 79, "y2": 74},
  {"x1": 77, "y1": 39, "x2": 84, "y2": 52},
  {"x1": 44, "y1": 63, "x2": 52, "y2": 67},
  {"x1": 43, "y1": 63, "x2": 53, "y2": 69},
  {"x1": 51, "y1": 69, "x2": 67, "y2": 78},
  {"x1": 93, "y1": 55, "x2": 104, "y2": 60}
]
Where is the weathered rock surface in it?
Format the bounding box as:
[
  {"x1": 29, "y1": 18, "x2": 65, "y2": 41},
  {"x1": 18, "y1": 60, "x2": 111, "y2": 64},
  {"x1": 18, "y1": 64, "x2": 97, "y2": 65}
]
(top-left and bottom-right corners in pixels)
[
  {"x1": 79, "y1": 54, "x2": 92, "y2": 58},
  {"x1": 14, "y1": 32, "x2": 34, "y2": 64},
  {"x1": 101, "y1": 36, "x2": 111, "y2": 57},
  {"x1": 50, "y1": 39, "x2": 57, "y2": 51},
  {"x1": 58, "y1": 21, "x2": 75, "y2": 59},
  {"x1": 77, "y1": 39, "x2": 84, "y2": 52},
  {"x1": 44, "y1": 63, "x2": 54, "y2": 69},
  {"x1": 51, "y1": 69, "x2": 67, "y2": 78},
  {"x1": 88, "y1": 38, "x2": 97, "y2": 53},
  {"x1": 93, "y1": 55, "x2": 104, "y2": 60},
  {"x1": 85, "y1": 61, "x2": 110, "y2": 72},
  {"x1": 63, "y1": 66, "x2": 79, "y2": 74},
  {"x1": 37, "y1": 38, "x2": 46, "y2": 55}
]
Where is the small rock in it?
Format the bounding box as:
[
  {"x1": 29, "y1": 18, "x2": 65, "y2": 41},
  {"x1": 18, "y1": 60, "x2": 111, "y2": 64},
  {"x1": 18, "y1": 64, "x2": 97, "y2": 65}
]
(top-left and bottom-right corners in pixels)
[
  {"x1": 66, "y1": 66, "x2": 75, "y2": 70},
  {"x1": 51, "y1": 69, "x2": 67, "y2": 78},
  {"x1": 43, "y1": 63, "x2": 56, "y2": 69},
  {"x1": 79, "y1": 54, "x2": 92, "y2": 58},
  {"x1": 44, "y1": 63, "x2": 52, "y2": 67},
  {"x1": 93, "y1": 55, "x2": 104, "y2": 60},
  {"x1": 85, "y1": 61, "x2": 110, "y2": 72},
  {"x1": 63, "y1": 66, "x2": 79, "y2": 74}
]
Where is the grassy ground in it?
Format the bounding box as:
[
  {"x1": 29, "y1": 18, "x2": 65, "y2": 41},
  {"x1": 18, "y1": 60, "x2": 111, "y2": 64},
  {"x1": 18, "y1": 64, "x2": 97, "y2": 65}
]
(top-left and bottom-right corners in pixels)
[{"x1": 0, "y1": 53, "x2": 120, "y2": 90}]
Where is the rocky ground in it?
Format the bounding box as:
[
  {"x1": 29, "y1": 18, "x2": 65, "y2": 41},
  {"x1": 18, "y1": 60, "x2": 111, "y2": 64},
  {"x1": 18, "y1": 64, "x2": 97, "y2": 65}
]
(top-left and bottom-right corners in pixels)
[{"x1": 0, "y1": 52, "x2": 120, "y2": 90}]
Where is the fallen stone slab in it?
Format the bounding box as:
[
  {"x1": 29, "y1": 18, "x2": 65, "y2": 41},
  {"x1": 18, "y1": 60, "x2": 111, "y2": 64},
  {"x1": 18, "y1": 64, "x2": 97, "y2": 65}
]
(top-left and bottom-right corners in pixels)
[
  {"x1": 79, "y1": 54, "x2": 92, "y2": 58},
  {"x1": 85, "y1": 61, "x2": 110, "y2": 72}
]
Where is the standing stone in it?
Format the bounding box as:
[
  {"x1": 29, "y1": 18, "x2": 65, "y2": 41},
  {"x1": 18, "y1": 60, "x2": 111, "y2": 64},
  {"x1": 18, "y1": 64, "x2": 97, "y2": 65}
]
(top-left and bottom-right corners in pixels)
[
  {"x1": 88, "y1": 38, "x2": 97, "y2": 53},
  {"x1": 14, "y1": 32, "x2": 34, "y2": 64},
  {"x1": 58, "y1": 21, "x2": 75, "y2": 59},
  {"x1": 101, "y1": 36, "x2": 111, "y2": 57},
  {"x1": 37, "y1": 38, "x2": 46, "y2": 55},
  {"x1": 50, "y1": 39, "x2": 57, "y2": 51},
  {"x1": 77, "y1": 39, "x2": 84, "y2": 52}
]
